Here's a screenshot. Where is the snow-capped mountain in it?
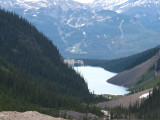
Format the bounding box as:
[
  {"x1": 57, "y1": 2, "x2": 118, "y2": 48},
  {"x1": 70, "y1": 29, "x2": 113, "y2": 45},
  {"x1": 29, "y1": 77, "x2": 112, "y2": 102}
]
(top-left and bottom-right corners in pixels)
[
  {"x1": 91, "y1": 0, "x2": 160, "y2": 12},
  {"x1": 90, "y1": 0, "x2": 160, "y2": 32},
  {"x1": 0, "y1": 0, "x2": 160, "y2": 59}
]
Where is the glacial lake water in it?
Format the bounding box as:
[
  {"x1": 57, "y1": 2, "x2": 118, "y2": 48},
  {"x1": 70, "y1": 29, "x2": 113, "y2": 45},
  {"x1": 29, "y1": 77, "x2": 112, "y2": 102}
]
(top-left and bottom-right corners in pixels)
[{"x1": 74, "y1": 66, "x2": 129, "y2": 95}]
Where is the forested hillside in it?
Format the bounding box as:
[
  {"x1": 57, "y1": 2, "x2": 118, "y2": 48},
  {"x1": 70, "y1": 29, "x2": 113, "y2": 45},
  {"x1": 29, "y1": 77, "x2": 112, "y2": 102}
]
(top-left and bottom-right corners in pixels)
[
  {"x1": 110, "y1": 84, "x2": 160, "y2": 119},
  {"x1": 135, "y1": 84, "x2": 160, "y2": 119},
  {"x1": 0, "y1": 9, "x2": 103, "y2": 117},
  {"x1": 84, "y1": 46, "x2": 160, "y2": 73}
]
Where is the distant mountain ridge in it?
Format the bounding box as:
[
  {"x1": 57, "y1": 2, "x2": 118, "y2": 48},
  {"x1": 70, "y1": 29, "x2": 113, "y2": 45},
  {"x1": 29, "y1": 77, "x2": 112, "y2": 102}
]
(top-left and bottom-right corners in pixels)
[
  {"x1": 90, "y1": 0, "x2": 160, "y2": 32},
  {"x1": 1, "y1": 0, "x2": 160, "y2": 59},
  {"x1": 90, "y1": 0, "x2": 160, "y2": 12}
]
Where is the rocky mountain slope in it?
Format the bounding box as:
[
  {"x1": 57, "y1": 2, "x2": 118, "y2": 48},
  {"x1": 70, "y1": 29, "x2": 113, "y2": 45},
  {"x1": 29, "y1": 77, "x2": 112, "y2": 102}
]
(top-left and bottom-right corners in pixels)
[
  {"x1": 97, "y1": 85, "x2": 160, "y2": 119},
  {"x1": 108, "y1": 52, "x2": 160, "y2": 87},
  {"x1": 1, "y1": 0, "x2": 160, "y2": 59},
  {"x1": 97, "y1": 89, "x2": 152, "y2": 108},
  {"x1": 107, "y1": 48, "x2": 160, "y2": 93}
]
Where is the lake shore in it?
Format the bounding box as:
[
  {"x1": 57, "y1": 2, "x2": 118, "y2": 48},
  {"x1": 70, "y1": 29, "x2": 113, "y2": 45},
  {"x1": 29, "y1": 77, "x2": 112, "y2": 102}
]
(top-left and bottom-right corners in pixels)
[{"x1": 74, "y1": 66, "x2": 130, "y2": 95}]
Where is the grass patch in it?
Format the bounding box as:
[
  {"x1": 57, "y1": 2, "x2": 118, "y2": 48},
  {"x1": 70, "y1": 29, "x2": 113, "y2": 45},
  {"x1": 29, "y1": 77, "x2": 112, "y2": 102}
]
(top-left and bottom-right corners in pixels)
[{"x1": 0, "y1": 65, "x2": 9, "y2": 73}]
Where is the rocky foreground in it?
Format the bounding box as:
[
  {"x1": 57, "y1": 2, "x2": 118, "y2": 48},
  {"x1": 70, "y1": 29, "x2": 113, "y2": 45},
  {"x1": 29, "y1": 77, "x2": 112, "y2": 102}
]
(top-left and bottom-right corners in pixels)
[{"x1": 0, "y1": 111, "x2": 65, "y2": 120}]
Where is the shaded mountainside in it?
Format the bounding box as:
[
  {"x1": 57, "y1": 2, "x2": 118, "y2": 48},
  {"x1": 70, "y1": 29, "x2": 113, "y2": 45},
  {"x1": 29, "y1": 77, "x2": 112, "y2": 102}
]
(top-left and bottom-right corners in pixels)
[
  {"x1": 84, "y1": 46, "x2": 160, "y2": 73},
  {"x1": 107, "y1": 52, "x2": 160, "y2": 88},
  {"x1": 0, "y1": 9, "x2": 104, "y2": 117}
]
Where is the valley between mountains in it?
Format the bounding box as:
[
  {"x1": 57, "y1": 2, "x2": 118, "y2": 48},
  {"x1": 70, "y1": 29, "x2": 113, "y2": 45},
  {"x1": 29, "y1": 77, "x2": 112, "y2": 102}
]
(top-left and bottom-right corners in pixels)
[{"x1": 0, "y1": 0, "x2": 160, "y2": 120}]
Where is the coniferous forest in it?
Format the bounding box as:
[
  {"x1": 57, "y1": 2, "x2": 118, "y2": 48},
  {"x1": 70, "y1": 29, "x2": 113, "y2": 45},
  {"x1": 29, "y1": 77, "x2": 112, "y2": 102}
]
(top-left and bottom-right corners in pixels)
[
  {"x1": 109, "y1": 83, "x2": 160, "y2": 120},
  {"x1": 1, "y1": 7, "x2": 160, "y2": 120},
  {"x1": 0, "y1": 9, "x2": 104, "y2": 117}
]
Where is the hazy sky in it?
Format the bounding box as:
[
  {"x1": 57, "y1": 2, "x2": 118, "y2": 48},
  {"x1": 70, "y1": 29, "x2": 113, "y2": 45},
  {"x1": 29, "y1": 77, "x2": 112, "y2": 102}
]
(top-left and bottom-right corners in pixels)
[{"x1": 73, "y1": 0, "x2": 94, "y2": 3}]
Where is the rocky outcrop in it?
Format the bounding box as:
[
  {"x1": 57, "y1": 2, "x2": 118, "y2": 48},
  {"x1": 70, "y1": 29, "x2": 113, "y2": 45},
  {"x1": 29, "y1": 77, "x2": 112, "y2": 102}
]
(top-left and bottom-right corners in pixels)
[{"x1": 60, "y1": 110, "x2": 101, "y2": 120}]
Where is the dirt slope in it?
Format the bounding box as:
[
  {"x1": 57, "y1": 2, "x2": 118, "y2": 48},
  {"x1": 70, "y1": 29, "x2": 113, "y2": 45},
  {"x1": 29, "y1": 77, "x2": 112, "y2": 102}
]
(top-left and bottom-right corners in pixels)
[
  {"x1": 107, "y1": 51, "x2": 160, "y2": 88},
  {"x1": 0, "y1": 111, "x2": 65, "y2": 120},
  {"x1": 97, "y1": 89, "x2": 152, "y2": 108}
]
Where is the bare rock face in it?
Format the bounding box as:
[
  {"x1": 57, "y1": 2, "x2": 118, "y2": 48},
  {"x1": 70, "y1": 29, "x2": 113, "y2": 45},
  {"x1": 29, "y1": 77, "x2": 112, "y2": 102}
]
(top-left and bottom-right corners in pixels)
[{"x1": 0, "y1": 111, "x2": 65, "y2": 120}]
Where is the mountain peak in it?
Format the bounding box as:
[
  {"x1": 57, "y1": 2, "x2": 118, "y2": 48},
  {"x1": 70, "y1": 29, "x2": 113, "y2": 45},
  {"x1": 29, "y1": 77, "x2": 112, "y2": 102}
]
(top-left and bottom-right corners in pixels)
[{"x1": 90, "y1": 0, "x2": 160, "y2": 13}]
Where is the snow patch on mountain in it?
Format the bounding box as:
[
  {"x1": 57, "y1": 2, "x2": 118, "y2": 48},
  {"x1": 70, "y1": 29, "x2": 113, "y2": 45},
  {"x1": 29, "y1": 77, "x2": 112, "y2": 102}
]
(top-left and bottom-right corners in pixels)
[
  {"x1": 66, "y1": 42, "x2": 87, "y2": 54},
  {"x1": 90, "y1": 0, "x2": 160, "y2": 14},
  {"x1": 1, "y1": 0, "x2": 160, "y2": 59},
  {"x1": 119, "y1": 20, "x2": 124, "y2": 38},
  {"x1": 92, "y1": 0, "x2": 129, "y2": 11},
  {"x1": 73, "y1": 0, "x2": 94, "y2": 4},
  {"x1": 83, "y1": 31, "x2": 86, "y2": 35},
  {"x1": 67, "y1": 18, "x2": 86, "y2": 28},
  {"x1": 96, "y1": 16, "x2": 111, "y2": 22}
]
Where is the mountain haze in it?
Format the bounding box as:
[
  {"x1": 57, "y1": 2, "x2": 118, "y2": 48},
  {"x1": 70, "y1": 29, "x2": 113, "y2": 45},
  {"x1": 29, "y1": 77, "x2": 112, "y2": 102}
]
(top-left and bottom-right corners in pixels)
[
  {"x1": 91, "y1": 0, "x2": 160, "y2": 32},
  {"x1": 1, "y1": 0, "x2": 160, "y2": 59}
]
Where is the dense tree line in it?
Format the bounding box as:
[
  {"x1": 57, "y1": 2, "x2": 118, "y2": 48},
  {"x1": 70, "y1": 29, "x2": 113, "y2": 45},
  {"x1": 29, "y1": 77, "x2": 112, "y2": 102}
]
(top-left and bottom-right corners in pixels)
[
  {"x1": 84, "y1": 45, "x2": 160, "y2": 73},
  {"x1": 0, "y1": 9, "x2": 105, "y2": 117},
  {"x1": 133, "y1": 84, "x2": 160, "y2": 119},
  {"x1": 109, "y1": 83, "x2": 160, "y2": 119}
]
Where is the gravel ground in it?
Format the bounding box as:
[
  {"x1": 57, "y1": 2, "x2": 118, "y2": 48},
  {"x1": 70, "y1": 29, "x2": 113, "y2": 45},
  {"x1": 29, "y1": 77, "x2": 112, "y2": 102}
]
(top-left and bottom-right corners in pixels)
[{"x1": 0, "y1": 111, "x2": 65, "y2": 120}]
